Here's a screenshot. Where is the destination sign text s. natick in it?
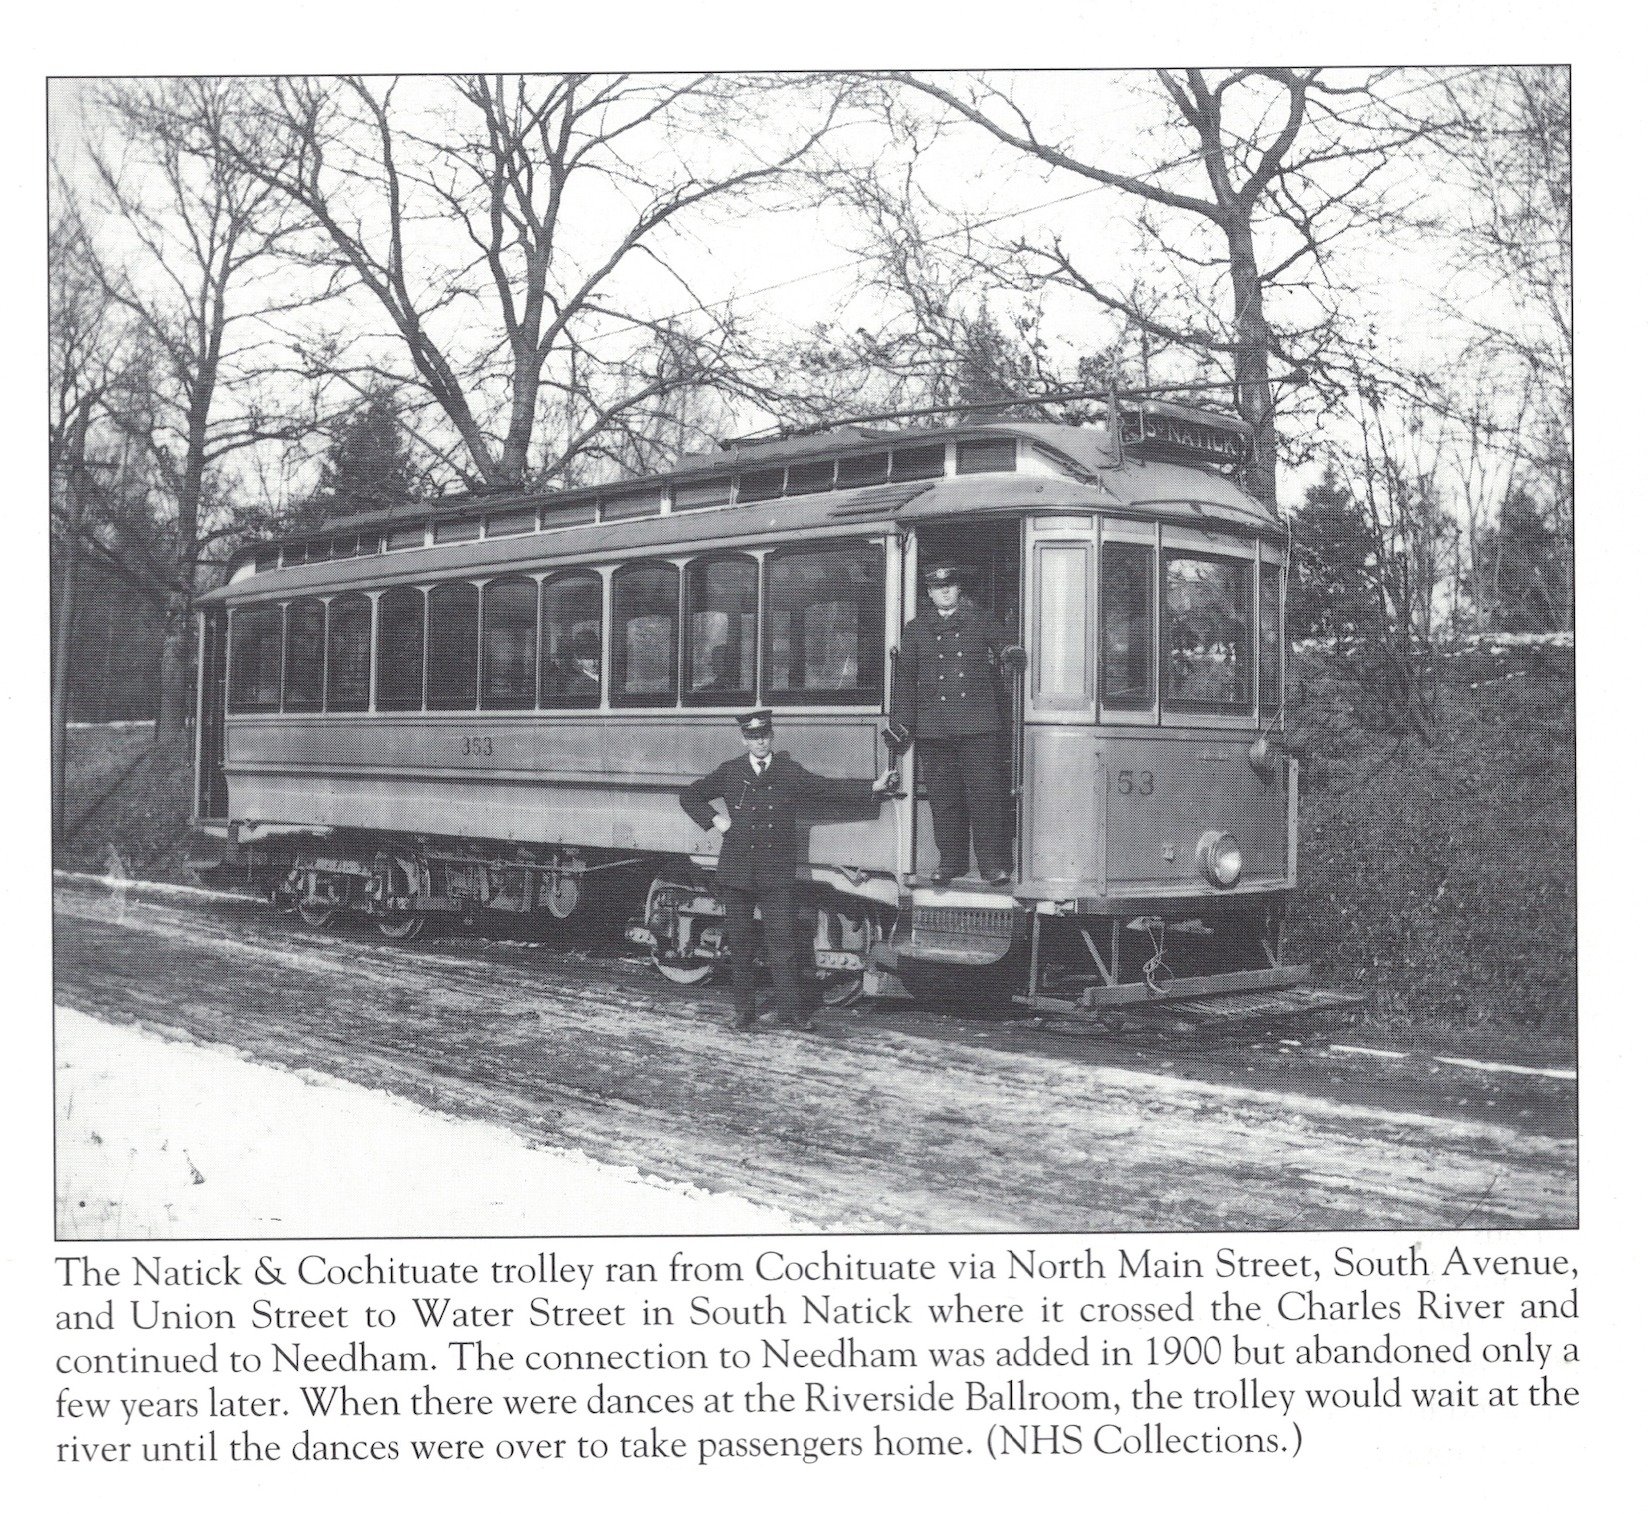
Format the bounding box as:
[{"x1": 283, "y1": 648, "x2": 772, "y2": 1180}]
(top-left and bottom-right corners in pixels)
[{"x1": 1119, "y1": 404, "x2": 1253, "y2": 466}]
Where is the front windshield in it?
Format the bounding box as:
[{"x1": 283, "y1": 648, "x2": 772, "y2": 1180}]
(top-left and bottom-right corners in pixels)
[{"x1": 1161, "y1": 552, "x2": 1254, "y2": 713}]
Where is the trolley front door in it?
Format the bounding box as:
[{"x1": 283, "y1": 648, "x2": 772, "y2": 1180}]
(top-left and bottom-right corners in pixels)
[{"x1": 1020, "y1": 516, "x2": 1099, "y2": 888}]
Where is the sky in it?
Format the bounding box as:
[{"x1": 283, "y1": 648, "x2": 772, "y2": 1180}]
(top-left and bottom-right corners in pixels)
[{"x1": 47, "y1": 69, "x2": 1564, "y2": 523}]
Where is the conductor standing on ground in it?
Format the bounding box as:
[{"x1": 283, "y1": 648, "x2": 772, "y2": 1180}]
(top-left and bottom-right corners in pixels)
[
  {"x1": 680, "y1": 710, "x2": 898, "y2": 1031},
  {"x1": 889, "y1": 562, "x2": 1025, "y2": 886}
]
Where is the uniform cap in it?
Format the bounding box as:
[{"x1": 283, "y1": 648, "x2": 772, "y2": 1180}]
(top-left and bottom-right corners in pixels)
[
  {"x1": 735, "y1": 708, "x2": 774, "y2": 736},
  {"x1": 922, "y1": 561, "x2": 963, "y2": 586}
]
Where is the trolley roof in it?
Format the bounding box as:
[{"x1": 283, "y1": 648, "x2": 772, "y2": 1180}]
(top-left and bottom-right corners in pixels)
[{"x1": 202, "y1": 420, "x2": 1276, "y2": 607}]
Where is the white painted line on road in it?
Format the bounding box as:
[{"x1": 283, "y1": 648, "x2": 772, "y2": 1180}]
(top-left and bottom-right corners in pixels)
[
  {"x1": 1433, "y1": 1055, "x2": 1577, "y2": 1081},
  {"x1": 1328, "y1": 1044, "x2": 1410, "y2": 1060}
]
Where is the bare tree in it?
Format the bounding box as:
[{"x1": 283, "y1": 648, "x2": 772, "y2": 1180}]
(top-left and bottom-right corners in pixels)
[
  {"x1": 221, "y1": 75, "x2": 845, "y2": 490},
  {"x1": 789, "y1": 140, "x2": 1085, "y2": 424},
  {"x1": 49, "y1": 202, "x2": 132, "y2": 843},
  {"x1": 1323, "y1": 370, "x2": 1461, "y2": 741},
  {"x1": 1430, "y1": 67, "x2": 1571, "y2": 630},
  {"x1": 74, "y1": 79, "x2": 320, "y2": 738},
  {"x1": 885, "y1": 70, "x2": 1434, "y2": 507}
]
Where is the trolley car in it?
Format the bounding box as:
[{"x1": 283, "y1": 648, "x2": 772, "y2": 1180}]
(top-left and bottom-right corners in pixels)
[{"x1": 193, "y1": 395, "x2": 1314, "y2": 1017}]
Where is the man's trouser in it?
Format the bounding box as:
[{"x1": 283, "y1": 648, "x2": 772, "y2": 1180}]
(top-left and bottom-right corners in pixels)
[
  {"x1": 920, "y1": 733, "x2": 1008, "y2": 877},
  {"x1": 723, "y1": 879, "x2": 804, "y2": 1021}
]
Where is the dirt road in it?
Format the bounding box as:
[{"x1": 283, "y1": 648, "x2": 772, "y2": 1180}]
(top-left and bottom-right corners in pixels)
[{"x1": 53, "y1": 879, "x2": 1576, "y2": 1233}]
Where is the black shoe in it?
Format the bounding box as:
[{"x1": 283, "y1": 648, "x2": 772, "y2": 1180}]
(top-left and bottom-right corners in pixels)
[{"x1": 929, "y1": 870, "x2": 958, "y2": 887}]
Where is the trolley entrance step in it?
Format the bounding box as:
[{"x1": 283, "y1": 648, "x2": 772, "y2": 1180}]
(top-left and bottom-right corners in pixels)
[{"x1": 891, "y1": 893, "x2": 1018, "y2": 967}]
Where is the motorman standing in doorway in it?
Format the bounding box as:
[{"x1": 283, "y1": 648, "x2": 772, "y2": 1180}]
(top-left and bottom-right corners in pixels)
[{"x1": 889, "y1": 562, "x2": 1026, "y2": 887}]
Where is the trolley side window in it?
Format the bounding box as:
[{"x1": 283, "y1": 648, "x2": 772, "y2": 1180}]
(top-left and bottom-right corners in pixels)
[
  {"x1": 762, "y1": 540, "x2": 884, "y2": 706},
  {"x1": 1259, "y1": 563, "x2": 1284, "y2": 716},
  {"x1": 376, "y1": 587, "x2": 426, "y2": 711},
  {"x1": 540, "y1": 571, "x2": 604, "y2": 708},
  {"x1": 1101, "y1": 541, "x2": 1155, "y2": 710},
  {"x1": 228, "y1": 605, "x2": 283, "y2": 712},
  {"x1": 612, "y1": 561, "x2": 680, "y2": 707},
  {"x1": 325, "y1": 593, "x2": 372, "y2": 712},
  {"x1": 1161, "y1": 552, "x2": 1254, "y2": 712},
  {"x1": 283, "y1": 596, "x2": 326, "y2": 713},
  {"x1": 481, "y1": 576, "x2": 539, "y2": 711},
  {"x1": 427, "y1": 581, "x2": 480, "y2": 711},
  {"x1": 685, "y1": 554, "x2": 758, "y2": 706}
]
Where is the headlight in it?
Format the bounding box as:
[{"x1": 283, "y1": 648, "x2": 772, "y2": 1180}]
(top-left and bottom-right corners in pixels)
[{"x1": 1197, "y1": 830, "x2": 1243, "y2": 888}]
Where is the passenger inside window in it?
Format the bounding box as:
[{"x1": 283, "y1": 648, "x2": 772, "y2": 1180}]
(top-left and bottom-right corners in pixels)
[
  {"x1": 556, "y1": 629, "x2": 603, "y2": 705},
  {"x1": 540, "y1": 571, "x2": 603, "y2": 708}
]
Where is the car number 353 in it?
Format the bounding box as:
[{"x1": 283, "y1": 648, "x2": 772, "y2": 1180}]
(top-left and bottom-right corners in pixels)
[{"x1": 460, "y1": 735, "x2": 494, "y2": 757}]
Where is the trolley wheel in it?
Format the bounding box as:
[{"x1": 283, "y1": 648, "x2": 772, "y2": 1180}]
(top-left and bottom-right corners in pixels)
[
  {"x1": 376, "y1": 913, "x2": 426, "y2": 942},
  {"x1": 642, "y1": 872, "x2": 720, "y2": 986},
  {"x1": 810, "y1": 901, "x2": 876, "y2": 1008},
  {"x1": 296, "y1": 899, "x2": 338, "y2": 928},
  {"x1": 650, "y1": 952, "x2": 717, "y2": 987},
  {"x1": 817, "y1": 972, "x2": 865, "y2": 1010}
]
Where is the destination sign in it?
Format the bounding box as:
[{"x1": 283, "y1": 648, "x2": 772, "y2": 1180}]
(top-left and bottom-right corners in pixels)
[{"x1": 1118, "y1": 402, "x2": 1254, "y2": 467}]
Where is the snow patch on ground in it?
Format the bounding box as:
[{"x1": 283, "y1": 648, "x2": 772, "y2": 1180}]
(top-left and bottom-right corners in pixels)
[{"x1": 55, "y1": 1008, "x2": 800, "y2": 1239}]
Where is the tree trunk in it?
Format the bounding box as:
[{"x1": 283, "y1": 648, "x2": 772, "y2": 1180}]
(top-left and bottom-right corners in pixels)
[
  {"x1": 1225, "y1": 224, "x2": 1277, "y2": 511},
  {"x1": 52, "y1": 413, "x2": 91, "y2": 850},
  {"x1": 52, "y1": 517, "x2": 82, "y2": 850},
  {"x1": 155, "y1": 608, "x2": 193, "y2": 741}
]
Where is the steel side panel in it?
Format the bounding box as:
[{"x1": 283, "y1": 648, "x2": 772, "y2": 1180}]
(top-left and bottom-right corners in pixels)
[
  {"x1": 1020, "y1": 724, "x2": 1103, "y2": 887},
  {"x1": 222, "y1": 714, "x2": 898, "y2": 867},
  {"x1": 1098, "y1": 733, "x2": 1289, "y2": 889}
]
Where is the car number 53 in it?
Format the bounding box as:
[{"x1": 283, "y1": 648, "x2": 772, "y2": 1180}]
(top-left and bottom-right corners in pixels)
[{"x1": 1116, "y1": 769, "x2": 1154, "y2": 796}]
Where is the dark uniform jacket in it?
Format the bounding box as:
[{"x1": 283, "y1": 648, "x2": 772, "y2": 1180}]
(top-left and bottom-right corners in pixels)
[
  {"x1": 891, "y1": 600, "x2": 1015, "y2": 740},
  {"x1": 679, "y1": 753, "x2": 875, "y2": 890}
]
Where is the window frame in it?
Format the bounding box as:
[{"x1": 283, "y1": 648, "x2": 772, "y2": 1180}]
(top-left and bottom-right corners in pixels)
[
  {"x1": 425, "y1": 578, "x2": 482, "y2": 712},
  {"x1": 539, "y1": 568, "x2": 605, "y2": 711},
  {"x1": 375, "y1": 584, "x2": 427, "y2": 712},
  {"x1": 1159, "y1": 545, "x2": 1258, "y2": 720},
  {"x1": 282, "y1": 595, "x2": 327, "y2": 713},
  {"x1": 760, "y1": 538, "x2": 886, "y2": 708},
  {"x1": 1026, "y1": 530, "x2": 1096, "y2": 722},
  {"x1": 683, "y1": 551, "x2": 760, "y2": 708},
  {"x1": 227, "y1": 603, "x2": 285, "y2": 714},
  {"x1": 1099, "y1": 533, "x2": 1159, "y2": 720},
  {"x1": 610, "y1": 558, "x2": 682, "y2": 708},
  {"x1": 1258, "y1": 552, "x2": 1285, "y2": 719},
  {"x1": 480, "y1": 575, "x2": 540, "y2": 711},
  {"x1": 324, "y1": 591, "x2": 374, "y2": 713}
]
